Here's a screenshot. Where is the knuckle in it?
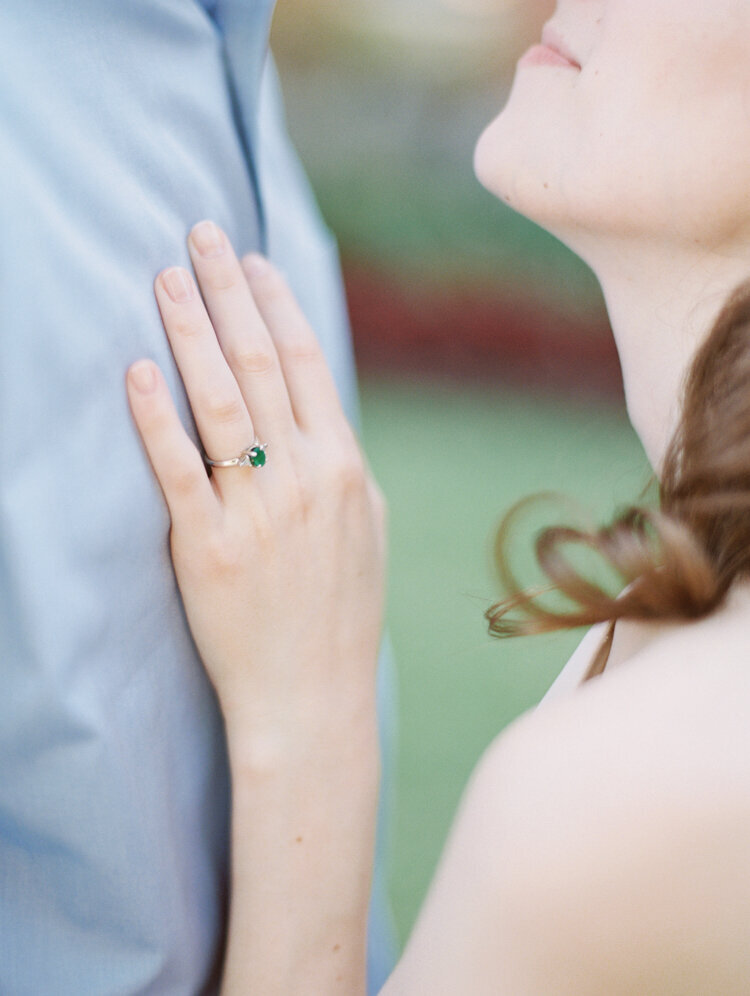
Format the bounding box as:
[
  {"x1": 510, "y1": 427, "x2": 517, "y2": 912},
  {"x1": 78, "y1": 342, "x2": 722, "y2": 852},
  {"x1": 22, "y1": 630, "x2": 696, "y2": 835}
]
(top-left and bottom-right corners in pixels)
[
  {"x1": 202, "y1": 392, "x2": 246, "y2": 425},
  {"x1": 232, "y1": 346, "x2": 276, "y2": 376},
  {"x1": 293, "y1": 475, "x2": 316, "y2": 515},
  {"x1": 282, "y1": 336, "x2": 321, "y2": 365},
  {"x1": 331, "y1": 448, "x2": 367, "y2": 493},
  {"x1": 172, "y1": 317, "x2": 202, "y2": 339},
  {"x1": 202, "y1": 533, "x2": 244, "y2": 580},
  {"x1": 170, "y1": 466, "x2": 205, "y2": 499},
  {"x1": 273, "y1": 475, "x2": 309, "y2": 523},
  {"x1": 252, "y1": 511, "x2": 276, "y2": 550},
  {"x1": 273, "y1": 494, "x2": 300, "y2": 528},
  {"x1": 202, "y1": 266, "x2": 238, "y2": 292}
]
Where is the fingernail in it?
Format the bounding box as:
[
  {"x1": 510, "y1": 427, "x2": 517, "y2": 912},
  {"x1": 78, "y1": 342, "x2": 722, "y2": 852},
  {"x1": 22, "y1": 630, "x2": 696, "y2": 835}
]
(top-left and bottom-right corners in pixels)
[
  {"x1": 243, "y1": 253, "x2": 270, "y2": 277},
  {"x1": 191, "y1": 220, "x2": 225, "y2": 258},
  {"x1": 161, "y1": 267, "x2": 195, "y2": 303},
  {"x1": 129, "y1": 361, "x2": 156, "y2": 394}
]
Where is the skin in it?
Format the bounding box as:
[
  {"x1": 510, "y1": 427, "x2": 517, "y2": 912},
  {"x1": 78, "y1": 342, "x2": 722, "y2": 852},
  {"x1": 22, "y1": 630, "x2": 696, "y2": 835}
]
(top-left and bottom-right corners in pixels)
[
  {"x1": 126, "y1": 1, "x2": 750, "y2": 990},
  {"x1": 127, "y1": 226, "x2": 384, "y2": 993},
  {"x1": 475, "y1": 0, "x2": 750, "y2": 469}
]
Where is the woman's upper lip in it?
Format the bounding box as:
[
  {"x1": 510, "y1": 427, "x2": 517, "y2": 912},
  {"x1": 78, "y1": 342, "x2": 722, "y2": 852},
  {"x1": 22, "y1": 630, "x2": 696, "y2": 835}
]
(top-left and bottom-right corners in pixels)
[{"x1": 540, "y1": 26, "x2": 582, "y2": 69}]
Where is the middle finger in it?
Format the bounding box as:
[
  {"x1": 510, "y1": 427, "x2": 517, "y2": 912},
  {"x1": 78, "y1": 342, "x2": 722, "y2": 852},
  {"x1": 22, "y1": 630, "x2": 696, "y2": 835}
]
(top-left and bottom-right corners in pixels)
[{"x1": 188, "y1": 220, "x2": 296, "y2": 442}]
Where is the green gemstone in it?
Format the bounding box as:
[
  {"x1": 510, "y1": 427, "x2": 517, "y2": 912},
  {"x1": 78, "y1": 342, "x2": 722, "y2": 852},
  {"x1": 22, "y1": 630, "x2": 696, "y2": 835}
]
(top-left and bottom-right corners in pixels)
[{"x1": 249, "y1": 446, "x2": 266, "y2": 468}]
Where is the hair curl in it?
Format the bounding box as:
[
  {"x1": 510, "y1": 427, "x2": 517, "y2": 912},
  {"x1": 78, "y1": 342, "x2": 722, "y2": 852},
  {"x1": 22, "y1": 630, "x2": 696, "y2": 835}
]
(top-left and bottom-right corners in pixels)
[{"x1": 486, "y1": 278, "x2": 750, "y2": 680}]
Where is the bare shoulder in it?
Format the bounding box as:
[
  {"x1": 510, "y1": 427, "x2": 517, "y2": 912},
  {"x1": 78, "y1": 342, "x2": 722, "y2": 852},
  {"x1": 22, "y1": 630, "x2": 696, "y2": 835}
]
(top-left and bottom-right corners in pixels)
[
  {"x1": 481, "y1": 602, "x2": 750, "y2": 993},
  {"x1": 512, "y1": 591, "x2": 750, "y2": 789},
  {"x1": 384, "y1": 603, "x2": 750, "y2": 995}
]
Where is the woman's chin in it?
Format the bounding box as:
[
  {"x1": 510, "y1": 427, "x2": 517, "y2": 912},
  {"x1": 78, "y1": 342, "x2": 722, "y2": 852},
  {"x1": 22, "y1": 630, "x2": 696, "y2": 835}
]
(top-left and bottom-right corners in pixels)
[
  {"x1": 473, "y1": 121, "x2": 599, "y2": 257},
  {"x1": 472, "y1": 125, "x2": 501, "y2": 197},
  {"x1": 474, "y1": 126, "x2": 556, "y2": 228}
]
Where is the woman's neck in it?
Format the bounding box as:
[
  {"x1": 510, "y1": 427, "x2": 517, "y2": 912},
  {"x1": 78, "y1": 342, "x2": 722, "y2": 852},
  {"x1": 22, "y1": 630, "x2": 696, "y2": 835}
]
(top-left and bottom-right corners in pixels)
[{"x1": 574, "y1": 237, "x2": 750, "y2": 471}]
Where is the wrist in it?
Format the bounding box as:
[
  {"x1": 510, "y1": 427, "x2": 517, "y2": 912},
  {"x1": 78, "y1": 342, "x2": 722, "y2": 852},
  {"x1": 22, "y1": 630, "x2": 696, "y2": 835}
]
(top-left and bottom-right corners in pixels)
[
  {"x1": 222, "y1": 692, "x2": 381, "y2": 782},
  {"x1": 220, "y1": 700, "x2": 379, "y2": 996}
]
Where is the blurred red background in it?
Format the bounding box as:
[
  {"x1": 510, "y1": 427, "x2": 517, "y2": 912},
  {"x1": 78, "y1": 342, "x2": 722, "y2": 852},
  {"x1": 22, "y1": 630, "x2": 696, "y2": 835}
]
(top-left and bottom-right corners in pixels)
[{"x1": 271, "y1": 0, "x2": 621, "y2": 399}]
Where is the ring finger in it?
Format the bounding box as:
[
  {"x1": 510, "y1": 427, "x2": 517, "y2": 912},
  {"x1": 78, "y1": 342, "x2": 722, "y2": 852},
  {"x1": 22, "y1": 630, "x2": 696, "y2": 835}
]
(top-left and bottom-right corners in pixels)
[{"x1": 155, "y1": 265, "x2": 256, "y2": 497}]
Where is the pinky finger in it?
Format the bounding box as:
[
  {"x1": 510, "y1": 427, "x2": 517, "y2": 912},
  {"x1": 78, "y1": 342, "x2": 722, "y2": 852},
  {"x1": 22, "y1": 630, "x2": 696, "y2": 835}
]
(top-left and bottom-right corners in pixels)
[{"x1": 126, "y1": 360, "x2": 218, "y2": 529}]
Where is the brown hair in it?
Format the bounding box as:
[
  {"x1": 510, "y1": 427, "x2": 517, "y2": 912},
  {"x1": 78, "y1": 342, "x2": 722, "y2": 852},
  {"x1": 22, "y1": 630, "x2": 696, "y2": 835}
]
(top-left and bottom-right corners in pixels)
[{"x1": 486, "y1": 277, "x2": 750, "y2": 679}]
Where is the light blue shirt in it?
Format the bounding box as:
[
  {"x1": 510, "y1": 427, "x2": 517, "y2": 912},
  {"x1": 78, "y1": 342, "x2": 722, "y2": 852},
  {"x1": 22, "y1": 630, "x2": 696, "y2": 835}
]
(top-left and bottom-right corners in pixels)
[{"x1": 0, "y1": 2, "x2": 396, "y2": 992}]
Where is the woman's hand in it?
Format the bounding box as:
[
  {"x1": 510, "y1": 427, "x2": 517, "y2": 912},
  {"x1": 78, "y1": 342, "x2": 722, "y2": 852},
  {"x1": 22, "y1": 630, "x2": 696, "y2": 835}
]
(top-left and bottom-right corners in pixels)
[
  {"x1": 126, "y1": 222, "x2": 385, "y2": 993},
  {"x1": 126, "y1": 221, "x2": 386, "y2": 755}
]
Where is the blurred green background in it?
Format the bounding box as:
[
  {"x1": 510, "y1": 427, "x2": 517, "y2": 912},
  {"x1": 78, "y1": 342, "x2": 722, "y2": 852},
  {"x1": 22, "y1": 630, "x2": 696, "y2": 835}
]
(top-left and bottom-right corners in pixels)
[
  {"x1": 270, "y1": 0, "x2": 651, "y2": 950},
  {"x1": 360, "y1": 380, "x2": 648, "y2": 944},
  {"x1": 270, "y1": 0, "x2": 620, "y2": 392}
]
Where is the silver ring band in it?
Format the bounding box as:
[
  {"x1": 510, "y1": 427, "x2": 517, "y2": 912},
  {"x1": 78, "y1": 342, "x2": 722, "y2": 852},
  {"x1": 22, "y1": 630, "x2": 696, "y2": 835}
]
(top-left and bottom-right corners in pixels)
[{"x1": 203, "y1": 438, "x2": 268, "y2": 469}]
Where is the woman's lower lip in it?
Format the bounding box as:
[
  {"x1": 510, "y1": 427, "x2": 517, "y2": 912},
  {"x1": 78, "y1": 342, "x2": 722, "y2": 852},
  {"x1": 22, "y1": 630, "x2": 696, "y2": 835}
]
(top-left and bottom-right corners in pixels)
[{"x1": 518, "y1": 44, "x2": 579, "y2": 69}]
